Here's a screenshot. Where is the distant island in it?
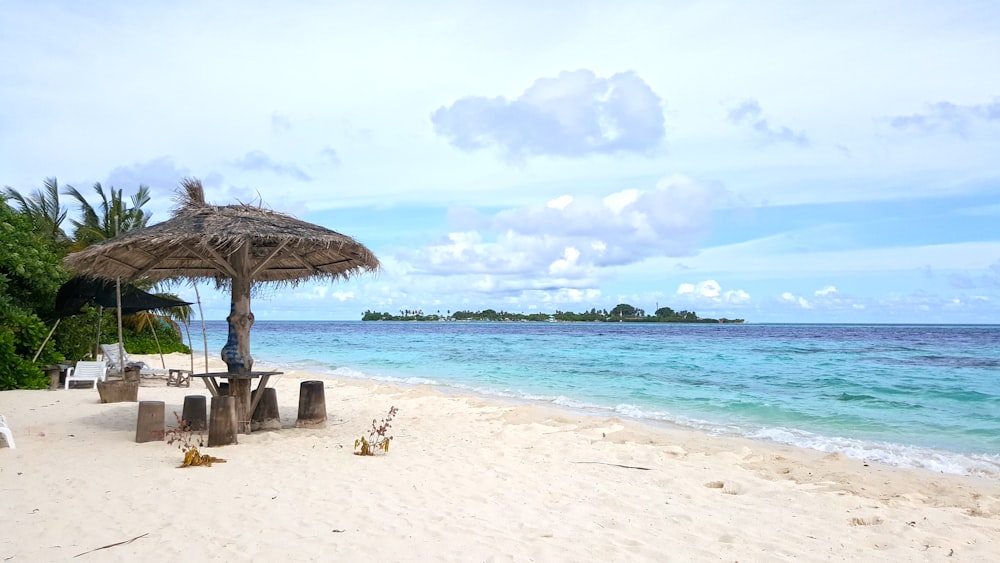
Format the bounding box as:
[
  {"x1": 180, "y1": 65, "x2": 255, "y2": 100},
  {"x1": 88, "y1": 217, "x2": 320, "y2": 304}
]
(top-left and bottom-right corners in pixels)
[{"x1": 362, "y1": 303, "x2": 744, "y2": 324}]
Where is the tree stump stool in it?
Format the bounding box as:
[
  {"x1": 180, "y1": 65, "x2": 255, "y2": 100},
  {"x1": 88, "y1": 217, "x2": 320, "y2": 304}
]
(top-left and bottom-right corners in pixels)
[
  {"x1": 182, "y1": 395, "x2": 208, "y2": 431},
  {"x1": 208, "y1": 395, "x2": 238, "y2": 447},
  {"x1": 135, "y1": 401, "x2": 165, "y2": 443},
  {"x1": 251, "y1": 387, "x2": 281, "y2": 431},
  {"x1": 296, "y1": 380, "x2": 327, "y2": 428}
]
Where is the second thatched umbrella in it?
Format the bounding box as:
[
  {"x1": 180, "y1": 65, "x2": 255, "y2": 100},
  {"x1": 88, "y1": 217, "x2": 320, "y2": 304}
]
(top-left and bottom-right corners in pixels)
[{"x1": 64, "y1": 179, "x2": 380, "y2": 424}]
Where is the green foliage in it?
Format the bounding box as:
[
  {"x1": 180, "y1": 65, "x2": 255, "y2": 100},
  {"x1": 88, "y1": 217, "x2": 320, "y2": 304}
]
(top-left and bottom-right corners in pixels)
[
  {"x1": 0, "y1": 198, "x2": 68, "y2": 389},
  {"x1": 2, "y1": 177, "x2": 71, "y2": 251},
  {"x1": 364, "y1": 304, "x2": 744, "y2": 324},
  {"x1": 97, "y1": 313, "x2": 191, "y2": 354},
  {"x1": 354, "y1": 406, "x2": 398, "y2": 456},
  {"x1": 0, "y1": 302, "x2": 57, "y2": 389}
]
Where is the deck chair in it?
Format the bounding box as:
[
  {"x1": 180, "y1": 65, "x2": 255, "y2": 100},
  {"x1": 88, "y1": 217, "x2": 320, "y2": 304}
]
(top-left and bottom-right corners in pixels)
[
  {"x1": 65, "y1": 360, "x2": 108, "y2": 389},
  {"x1": 0, "y1": 415, "x2": 14, "y2": 448},
  {"x1": 100, "y1": 343, "x2": 168, "y2": 376}
]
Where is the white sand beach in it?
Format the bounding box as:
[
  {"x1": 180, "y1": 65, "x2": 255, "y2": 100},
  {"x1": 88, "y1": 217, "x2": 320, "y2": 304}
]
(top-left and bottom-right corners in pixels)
[{"x1": 1, "y1": 352, "x2": 998, "y2": 561}]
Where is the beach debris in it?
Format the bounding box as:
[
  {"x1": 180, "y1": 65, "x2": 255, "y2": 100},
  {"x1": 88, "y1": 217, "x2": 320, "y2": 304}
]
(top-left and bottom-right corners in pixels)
[
  {"x1": 163, "y1": 412, "x2": 225, "y2": 467},
  {"x1": 73, "y1": 532, "x2": 148, "y2": 558},
  {"x1": 354, "y1": 406, "x2": 398, "y2": 456},
  {"x1": 572, "y1": 461, "x2": 652, "y2": 470},
  {"x1": 179, "y1": 447, "x2": 227, "y2": 468}
]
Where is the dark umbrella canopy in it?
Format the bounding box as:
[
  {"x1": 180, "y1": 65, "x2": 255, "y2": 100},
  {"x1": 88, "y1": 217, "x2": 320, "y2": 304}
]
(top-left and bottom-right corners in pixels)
[
  {"x1": 63, "y1": 179, "x2": 380, "y2": 379},
  {"x1": 55, "y1": 276, "x2": 192, "y2": 317}
]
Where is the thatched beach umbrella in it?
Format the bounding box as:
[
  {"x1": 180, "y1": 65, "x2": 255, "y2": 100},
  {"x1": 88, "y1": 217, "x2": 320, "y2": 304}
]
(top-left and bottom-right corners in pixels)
[{"x1": 64, "y1": 179, "x2": 380, "y2": 421}]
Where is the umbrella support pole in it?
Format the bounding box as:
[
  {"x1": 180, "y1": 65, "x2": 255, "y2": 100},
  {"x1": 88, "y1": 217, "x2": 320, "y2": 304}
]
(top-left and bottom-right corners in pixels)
[{"x1": 230, "y1": 378, "x2": 252, "y2": 434}]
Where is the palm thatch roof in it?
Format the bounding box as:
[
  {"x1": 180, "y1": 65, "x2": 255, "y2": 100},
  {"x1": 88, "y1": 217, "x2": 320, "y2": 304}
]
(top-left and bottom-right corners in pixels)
[{"x1": 63, "y1": 179, "x2": 380, "y2": 286}]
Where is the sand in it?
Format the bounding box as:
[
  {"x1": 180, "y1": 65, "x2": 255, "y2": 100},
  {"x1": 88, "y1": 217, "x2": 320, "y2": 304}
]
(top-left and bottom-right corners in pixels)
[{"x1": 1, "y1": 352, "x2": 998, "y2": 562}]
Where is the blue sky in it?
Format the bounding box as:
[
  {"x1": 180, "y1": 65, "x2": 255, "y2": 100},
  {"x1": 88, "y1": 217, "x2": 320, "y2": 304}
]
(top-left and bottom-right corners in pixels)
[{"x1": 2, "y1": 0, "x2": 999, "y2": 322}]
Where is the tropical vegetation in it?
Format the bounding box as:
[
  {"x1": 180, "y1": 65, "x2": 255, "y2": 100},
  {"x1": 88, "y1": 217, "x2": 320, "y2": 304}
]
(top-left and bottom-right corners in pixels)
[
  {"x1": 362, "y1": 305, "x2": 743, "y2": 324},
  {"x1": 1, "y1": 178, "x2": 191, "y2": 390}
]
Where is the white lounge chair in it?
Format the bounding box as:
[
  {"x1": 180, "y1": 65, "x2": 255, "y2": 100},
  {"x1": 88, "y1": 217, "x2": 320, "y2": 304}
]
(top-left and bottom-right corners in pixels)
[
  {"x1": 100, "y1": 343, "x2": 168, "y2": 377},
  {"x1": 0, "y1": 415, "x2": 14, "y2": 448},
  {"x1": 65, "y1": 360, "x2": 107, "y2": 389}
]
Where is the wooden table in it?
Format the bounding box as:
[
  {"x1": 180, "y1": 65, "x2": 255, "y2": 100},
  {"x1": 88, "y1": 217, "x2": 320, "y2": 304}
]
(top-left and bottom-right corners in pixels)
[
  {"x1": 190, "y1": 371, "x2": 282, "y2": 433},
  {"x1": 43, "y1": 364, "x2": 73, "y2": 390}
]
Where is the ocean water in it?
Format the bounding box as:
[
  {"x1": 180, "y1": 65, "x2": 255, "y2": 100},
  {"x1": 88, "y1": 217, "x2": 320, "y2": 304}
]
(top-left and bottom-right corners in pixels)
[{"x1": 192, "y1": 321, "x2": 1000, "y2": 477}]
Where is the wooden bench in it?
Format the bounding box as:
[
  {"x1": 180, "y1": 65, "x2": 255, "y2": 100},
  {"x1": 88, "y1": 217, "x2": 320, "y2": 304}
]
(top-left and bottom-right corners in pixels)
[{"x1": 167, "y1": 369, "x2": 192, "y2": 388}]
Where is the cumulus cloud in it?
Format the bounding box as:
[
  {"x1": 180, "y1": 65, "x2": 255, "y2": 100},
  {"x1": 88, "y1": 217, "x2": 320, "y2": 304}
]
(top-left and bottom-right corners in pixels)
[
  {"x1": 676, "y1": 280, "x2": 750, "y2": 305},
  {"x1": 319, "y1": 146, "x2": 341, "y2": 166},
  {"x1": 271, "y1": 113, "x2": 292, "y2": 133},
  {"x1": 780, "y1": 291, "x2": 813, "y2": 309},
  {"x1": 889, "y1": 97, "x2": 1000, "y2": 136},
  {"x1": 401, "y1": 175, "x2": 727, "y2": 286},
  {"x1": 783, "y1": 286, "x2": 867, "y2": 311},
  {"x1": 491, "y1": 175, "x2": 727, "y2": 261},
  {"x1": 814, "y1": 285, "x2": 837, "y2": 296},
  {"x1": 106, "y1": 156, "x2": 191, "y2": 197},
  {"x1": 103, "y1": 157, "x2": 201, "y2": 219},
  {"x1": 232, "y1": 150, "x2": 311, "y2": 181},
  {"x1": 727, "y1": 99, "x2": 809, "y2": 147},
  {"x1": 431, "y1": 69, "x2": 665, "y2": 160}
]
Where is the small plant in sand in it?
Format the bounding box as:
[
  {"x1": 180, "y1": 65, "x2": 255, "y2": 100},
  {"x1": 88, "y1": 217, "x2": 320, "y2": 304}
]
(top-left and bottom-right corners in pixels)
[
  {"x1": 354, "y1": 406, "x2": 398, "y2": 456},
  {"x1": 164, "y1": 412, "x2": 226, "y2": 468}
]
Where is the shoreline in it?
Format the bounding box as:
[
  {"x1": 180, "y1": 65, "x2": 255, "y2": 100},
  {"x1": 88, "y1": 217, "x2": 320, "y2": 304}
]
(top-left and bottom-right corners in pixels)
[
  {"x1": 1, "y1": 352, "x2": 998, "y2": 560},
  {"x1": 266, "y1": 355, "x2": 1000, "y2": 480}
]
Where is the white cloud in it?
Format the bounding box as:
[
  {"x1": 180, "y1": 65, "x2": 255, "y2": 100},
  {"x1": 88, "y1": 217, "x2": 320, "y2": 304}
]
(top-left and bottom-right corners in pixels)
[
  {"x1": 676, "y1": 280, "x2": 751, "y2": 306},
  {"x1": 431, "y1": 69, "x2": 665, "y2": 161},
  {"x1": 814, "y1": 285, "x2": 838, "y2": 296},
  {"x1": 727, "y1": 99, "x2": 809, "y2": 147},
  {"x1": 780, "y1": 292, "x2": 813, "y2": 309},
  {"x1": 401, "y1": 175, "x2": 728, "y2": 288}
]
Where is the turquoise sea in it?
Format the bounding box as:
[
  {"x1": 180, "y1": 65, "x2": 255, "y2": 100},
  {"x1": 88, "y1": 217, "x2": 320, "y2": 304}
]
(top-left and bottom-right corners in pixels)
[{"x1": 196, "y1": 321, "x2": 1000, "y2": 477}]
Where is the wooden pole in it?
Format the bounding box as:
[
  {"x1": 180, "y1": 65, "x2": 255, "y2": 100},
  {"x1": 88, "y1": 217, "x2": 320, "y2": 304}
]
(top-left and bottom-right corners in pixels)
[
  {"x1": 221, "y1": 243, "x2": 254, "y2": 433},
  {"x1": 32, "y1": 318, "x2": 60, "y2": 362}
]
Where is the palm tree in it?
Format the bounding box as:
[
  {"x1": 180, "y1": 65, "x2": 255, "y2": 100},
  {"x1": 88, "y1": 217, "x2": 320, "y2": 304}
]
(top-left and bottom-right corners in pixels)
[
  {"x1": 3, "y1": 177, "x2": 70, "y2": 248},
  {"x1": 64, "y1": 183, "x2": 152, "y2": 250},
  {"x1": 63, "y1": 182, "x2": 161, "y2": 362}
]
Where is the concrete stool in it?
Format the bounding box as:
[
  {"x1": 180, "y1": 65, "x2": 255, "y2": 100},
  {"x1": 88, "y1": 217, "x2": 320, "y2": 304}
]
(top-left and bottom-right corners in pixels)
[
  {"x1": 251, "y1": 387, "x2": 281, "y2": 431},
  {"x1": 135, "y1": 401, "x2": 165, "y2": 443},
  {"x1": 296, "y1": 380, "x2": 327, "y2": 428},
  {"x1": 208, "y1": 395, "x2": 238, "y2": 447},
  {"x1": 182, "y1": 395, "x2": 208, "y2": 431}
]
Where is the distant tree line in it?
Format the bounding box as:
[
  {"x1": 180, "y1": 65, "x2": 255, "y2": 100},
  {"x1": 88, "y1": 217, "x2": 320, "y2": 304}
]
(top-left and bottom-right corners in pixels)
[{"x1": 362, "y1": 304, "x2": 744, "y2": 324}]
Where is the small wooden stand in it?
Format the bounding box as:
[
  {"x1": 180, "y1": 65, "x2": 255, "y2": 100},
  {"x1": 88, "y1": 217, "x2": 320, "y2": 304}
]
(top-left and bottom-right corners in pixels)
[
  {"x1": 135, "y1": 401, "x2": 165, "y2": 443},
  {"x1": 208, "y1": 395, "x2": 238, "y2": 447},
  {"x1": 296, "y1": 380, "x2": 327, "y2": 428},
  {"x1": 167, "y1": 369, "x2": 192, "y2": 387}
]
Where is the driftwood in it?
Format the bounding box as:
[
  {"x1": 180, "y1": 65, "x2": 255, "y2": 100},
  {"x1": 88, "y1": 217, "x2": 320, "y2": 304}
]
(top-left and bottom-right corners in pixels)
[
  {"x1": 73, "y1": 532, "x2": 148, "y2": 558},
  {"x1": 571, "y1": 461, "x2": 652, "y2": 471}
]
